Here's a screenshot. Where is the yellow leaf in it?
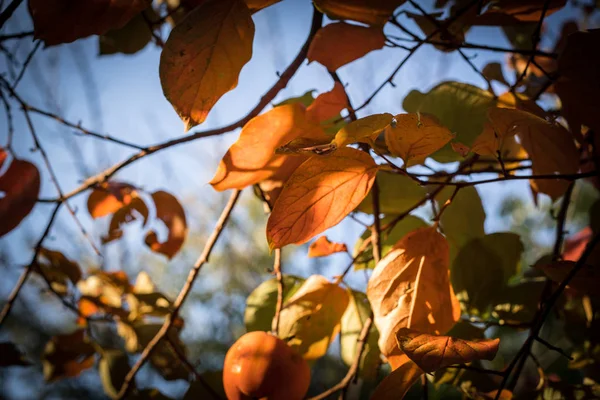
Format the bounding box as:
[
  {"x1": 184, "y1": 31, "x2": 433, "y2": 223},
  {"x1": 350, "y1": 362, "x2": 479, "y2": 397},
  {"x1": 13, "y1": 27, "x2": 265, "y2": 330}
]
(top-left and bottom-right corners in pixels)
[
  {"x1": 306, "y1": 82, "x2": 348, "y2": 123},
  {"x1": 159, "y1": 0, "x2": 254, "y2": 130},
  {"x1": 267, "y1": 147, "x2": 378, "y2": 249},
  {"x1": 313, "y1": 0, "x2": 407, "y2": 26},
  {"x1": 307, "y1": 22, "x2": 386, "y2": 70},
  {"x1": 210, "y1": 104, "x2": 325, "y2": 191},
  {"x1": 0, "y1": 152, "x2": 40, "y2": 237},
  {"x1": 366, "y1": 226, "x2": 460, "y2": 358},
  {"x1": 385, "y1": 113, "x2": 454, "y2": 167},
  {"x1": 144, "y1": 191, "x2": 188, "y2": 259},
  {"x1": 370, "y1": 354, "x2": 423, "y2": 399},
  {"x1": 487, "y1": 107, "x2": 579, "y2": 199},
  {"x1": 308, "y1": 236, "x2": 348, "y2": 258},
  {"x1": 396, "y1": 328, "x2": 500, "y2": 372},
  {"x1": 29, "y1": 0, "x2": 150, "y2": 45},
  {"x1": 333, "y1": 113, "x2": 393, "y2": 147},
  {"x1": 278, "y1": 275, "x2": 349, "y2": 360}
]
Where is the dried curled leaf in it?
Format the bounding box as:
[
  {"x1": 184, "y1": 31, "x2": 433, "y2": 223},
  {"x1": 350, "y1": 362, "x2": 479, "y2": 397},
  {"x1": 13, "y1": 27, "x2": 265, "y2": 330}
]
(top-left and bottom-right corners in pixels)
[
  {"x1": 308, "y1": 236, "x2": 348, "y2": 258},
  {"x1": 0, "y1": 152, "x2": 40, "y2": 237},
  {"x1": 396, "y1": 328, "x2": 500, "y2": 372},
  {"x1": 278, "y1": 275, "x2": 349, "y2": 360},
  {"x1": 333, "y1": 113, "x2": 393, "y2": 147},
  {"x1": 103, "y1": 197, "x2": 150, "y2": 244},
  {"x1": 29, "y1": 0, "x2": 150, "y2": 45},
  {"x1": 367, "y1": 226, "x2": 460, "y2": 357},
  {"x1": 385, "y1": 113, "x2": 454, "y2": 166},
  {"x1": 87, "y1": 182, "x2": 137, "y2": 219},
  {"x1": 307, "y1": 22, "x2": 386, "y2": 70},
  {"x1": 267, "y1": 147, "x2": 378, "y2": 249},
  {"x1": 487, "y1": 107, "x2": 579, "y2": 199},
  {"x1": 306, "y1": 82, "x2": 348, "y2": 123},
  {"x1": 159, "y1": 0, "x2": 254, "y2": 130},
  {"x1": 210, "y1": 103, "x2": 325, "y2": 191},
  {"x1": 145, "y1": 191, "x2": 188, "y2": 259}
]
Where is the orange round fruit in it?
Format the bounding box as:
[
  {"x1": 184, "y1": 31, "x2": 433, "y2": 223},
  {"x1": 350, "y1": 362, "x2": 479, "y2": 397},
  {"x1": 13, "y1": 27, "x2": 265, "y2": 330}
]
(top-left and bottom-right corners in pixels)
[{"x1": 223, "y1": 331, "x2": 310, "y2": 400}]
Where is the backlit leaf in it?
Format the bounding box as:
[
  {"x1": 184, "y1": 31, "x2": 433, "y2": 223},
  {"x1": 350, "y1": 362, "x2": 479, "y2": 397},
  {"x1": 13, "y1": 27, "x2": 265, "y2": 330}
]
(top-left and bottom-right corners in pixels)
[
  {"x1": 28, "y1": 0, "x2": 150, "y2": 45},
  {"x1": 396, "y1": 328, "x2": 500, "y2": 372},
  {"x1": 307, "y1": 22, "x2": 386, "y2": 70},
  {"x1": 313, "y1": 0, "x2": 407, "y2": 26},
  {"x1": 487, "y1": 107, "x2": 579, "y2": 199},
  {"x1": 267, "y1": 147, "x2": 378, "y2": 249},
  {"x1": 244, "y1": 275, "x2": 306, "y2": 332},
  {"x1": 87, "y1": 181, "x2": 137, "y2": 219},
  {"x1": 333, "y1": 113, "x2": 393, "y2": 147},
  {"x1": 306, "y1": 82, "x2": 348, "y2": 123},
  {"x1": 103, "y1": 197, "x2": 149, "y2": 244},
  {"x1": 403, "y1": 82, "x2": 496, "y2": 162},
  {"x1": 367, "y1": 226, "x2": 461, "y2": 358},
  {"x1": 370, "y1": 354, "x2": 423, "y2": 398},
  {"x1": 244, "y1": 0, "x2": 280, "y2": 12},
  {"x1": 145, "y1": 191, "x2": 188, "y2": 259},
  {"x1": 385, "y1": 113, "x2": 454, "y2": 166},
  {"x1": 354, "y1": 215, "x2": 428, "y2": 270},
  {"x1": 357, "y1": 171, "x2": 427, "y2": 215},
  {"x1": 340, "y1": 290, "x2": 380, "y2": 380},
  {"x1": 159, "y1": 0, "x2": 254, "y2": 130},
  {"x1": 0, "y1": 152, "x2": 40, "y2": 237},
  {"x1": 258, "y1": 156, "x2": 307, "y2": 207},
  {"x1": 471, "y1": 122, "x2": 502, "y2": 157},
  {"x1": 211, "y1": 103, "x2": 324, "y2": 191},
  {"x1": 278, "y1": 275, "x2": 349, "y2": 359},
  {"x1": 451, "y1": 141, "x2": 470, "y2": 157},
  {"x1": 308, "y1": 236, "x2": 348, "y2": 258}
]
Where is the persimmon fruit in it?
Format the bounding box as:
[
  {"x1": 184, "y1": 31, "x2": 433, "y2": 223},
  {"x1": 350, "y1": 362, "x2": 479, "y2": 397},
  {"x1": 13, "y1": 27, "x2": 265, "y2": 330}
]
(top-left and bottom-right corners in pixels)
[{"x1": 223, "y1": 331, "x2": 310, "y2": 400}]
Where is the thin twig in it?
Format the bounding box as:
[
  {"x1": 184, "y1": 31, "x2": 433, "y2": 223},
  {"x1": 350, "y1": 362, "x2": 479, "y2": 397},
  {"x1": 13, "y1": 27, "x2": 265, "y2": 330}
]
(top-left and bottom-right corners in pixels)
[
  {"x1": 0, "y1": 0, "x2": 24, "y2": 30},
  {"x1": 12, "y1": 40, "x2": 41, "y2": 90},
  {"x1": 535, "y1": 336, "x2": 573, "y2": 360},
  {"x1": 115, "y1": 189, "x2": 241, "y2": 399},
  {"x1": 271, "y1": 248, "x2": 284, "y2": 335}
]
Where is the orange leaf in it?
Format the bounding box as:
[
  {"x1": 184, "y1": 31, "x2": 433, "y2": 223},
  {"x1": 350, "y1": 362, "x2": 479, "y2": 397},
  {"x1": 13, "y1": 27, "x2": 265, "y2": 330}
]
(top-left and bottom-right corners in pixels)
[
  {"x1": 313, "y1": 0, "x2": 406, "y2": 27},
  {"x1": 159, "y1": 0, "x2": 254, "y2": 130},
  {"x1": 367, "y1": 226, "x2": 460, "y2": 358},
  {"x1": 258, "y1": 156, "x2": 308, "y2": 207},
  {"x1": 267, "y1": 147, "x2": 378, "y2": 249},
  {"x1": 43, "y1": 330, "x2": 96, "y2": 382},
  {"x1": 307, "y1": 22, "x2": 385, "y2": 70},
  {"x1": 28, "y1": 0, "x2": 150, "y2": 45},
  {"x1": 451, "y1": 142, "x2": 470, "y2": 157},
  {"x1": 370, "y1": 354, "x2": 423, "y2": 399},
  {"x1": 333, "y1": 113, "x2": 392, "y2": 147},
  {"x1": 144, "y1": 191, "x2": 188, "y2": 259},
  {"x1": 0, "y1": 153, "x2": 40, "y2": 237},
  {"x1": 385, "y1": 113, "x2": 454, "y2": 167},
  {"x1": 102, "y1": 197, "x2": 149, "y2": 244},
  {"x1": 87, "y1": 182, "x2": 136, "y2": 219},
  {"x1": 396, "y1": 328, "x2": 500, "y2": 372},
  {"x1": 470, "y1": 122, "x2": 502, "y2": 157},
  {"x1": 308, "y1": 236, "x2": 348, "y2": 258},
  {"x1": 306, "y1": 82, "x2": 348, "y2": 123},
  {"x1": 487, "y1": 107, "x2": 578, "y2": 200},
  {"x1": 210, "y1": 103, "x2": 325, "y2": 191}
]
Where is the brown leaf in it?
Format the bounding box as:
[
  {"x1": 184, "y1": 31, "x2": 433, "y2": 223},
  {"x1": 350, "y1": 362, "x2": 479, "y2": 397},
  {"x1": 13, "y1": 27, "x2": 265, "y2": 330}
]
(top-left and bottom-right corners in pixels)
[
  {"x1": 87, "y1": 182, "x2": 137, "y2": 219},
  {"x1": 306, "y1": 82, "x2": 348, "y2": 123},
  {"x1": 145, "y1": 191, "x2": 188, "y2": 259},
  {"x1": 451, "y1": 142, "x2": 470, "y2": 157},
  {"x1": 159, "y1": 0, "x2": 254, "y2": 130},
  {"x1": 29, "y1": 0, "x2": 150, "y2": 45},
  {"x1": 102, "y1": 197, "x2": 150, "y2": 244},
  {"x1": 313, "y1": 0, "x2": 407, "y2": 26},
  {"x1": 267, "y1": 147, "x2": 378, "y2": 249},
  {"x1": 0, "y1": 153, "x2": 40, "y2": 237},
  {"x1": 43, "y1": 330, "x2": 96, "y2": 382},
  {"x1": 482, "y1": 62, "x2": 509, "y2": 86},
  {"x1": 487, "y1": 107, "x2": 579, "y2": 199},
  {"x1": 307, "y1": 22, "x2": 385, "y2": 70},
  {"x1": 367, "y1": 226, "x2": 460, "y2": 358},
  {"x1": 385, "y1": 113, "x2": 454, "y2": 166},
  {"x1": 481, "y1": 0, "x2": 566, "y2": 22},
  {"x1": 370, "y1": 354, "x2": 423, "y2": 399},
  {"x1": 405, "y1": 11, "x2": 466, "y2": 52},
  {"x1": 536, "y1": 260, "x2": 600, "y2": 296},
  {"x1": 36, "y1": 248, "x2": 82, "y2": 286},
  {"x1": 308, "y1": 236, "x2": 348, "y2": 258},
  {"x1": 396, "y1": 328, "x2": 500, "y2": 373},
  {"x1": 278, "y1": 275, "x2": 349, "y2": 359},
  {"x1": 210, "y1": 103, "x2": 325, "y2": 191}
]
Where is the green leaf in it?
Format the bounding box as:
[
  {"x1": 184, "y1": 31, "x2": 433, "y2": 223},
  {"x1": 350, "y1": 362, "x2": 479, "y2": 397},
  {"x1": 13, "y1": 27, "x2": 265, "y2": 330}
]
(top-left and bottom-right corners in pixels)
[
  {"x1": 340, "y1": 290, "x2": 380, "y2": 380},
  {"x1": 403, "y1": 82, "x2": 496, "y2": 162},
  {"x1": 353, "y1": 215, "x2": 428, "y2": 270},
  {"x1": 98, "y1": 9, "x2": 156, "y2": 55},
  {"x1": 244, "y1": 275, "x2": 306, "y2": 332},
  {"x1": 438, "y1": 186, "x2": 486, "y2": 260},
  {"x1": 183, "y1": 370, "x2": 226, "y2": 400},
  {"x1": 452, "y1": 233, "x2": 524, "y2": 313},
  {"x1": 99, "y1": 350, "x2": 130, "y2": 399},
  {"x1": 357, "y1": 171, "x2": 428, "y2": 215}
]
